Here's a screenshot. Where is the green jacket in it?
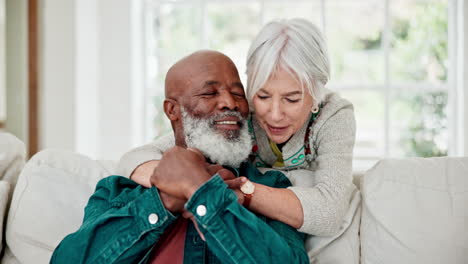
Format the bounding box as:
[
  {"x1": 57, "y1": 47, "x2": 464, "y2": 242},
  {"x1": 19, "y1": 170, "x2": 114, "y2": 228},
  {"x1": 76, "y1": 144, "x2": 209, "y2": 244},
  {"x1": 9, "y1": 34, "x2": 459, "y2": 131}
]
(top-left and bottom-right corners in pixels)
[{"x1": 50, "y1": 163, "x2": 309, "y2": 264}]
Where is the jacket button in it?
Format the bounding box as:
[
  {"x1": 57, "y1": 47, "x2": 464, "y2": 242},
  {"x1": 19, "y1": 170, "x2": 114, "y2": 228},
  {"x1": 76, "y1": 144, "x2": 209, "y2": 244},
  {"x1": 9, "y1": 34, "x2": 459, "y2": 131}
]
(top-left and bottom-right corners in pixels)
[
  {"x1": 148, "y1": 213, "x2": 159, "y2": 224},
  {"x1": 196, "y1": 205, "x2": 207, "y2": 216}
]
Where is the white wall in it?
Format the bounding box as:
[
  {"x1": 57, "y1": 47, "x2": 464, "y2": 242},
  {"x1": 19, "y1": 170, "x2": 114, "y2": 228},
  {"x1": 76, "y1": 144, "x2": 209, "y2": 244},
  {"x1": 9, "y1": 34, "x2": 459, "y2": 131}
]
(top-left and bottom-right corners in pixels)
[
  {"x1": 0, "y1": 0, "x2": 6, "y2": 123},
  {"x1": 75, "y1": 0, "x2": 98, "y2": 157},
  {"x1": 95, "y1": 0, "x2": 145, "y2": 160},
  {"x1": 5, "y1": 0, "x2": 28, "y2": 145},
  {"x1": 39, "y1": 0, "x2": 144, "y2": 160},
  {"x1": 39, "y1": 0, "x2": 76, "y2": 151}
]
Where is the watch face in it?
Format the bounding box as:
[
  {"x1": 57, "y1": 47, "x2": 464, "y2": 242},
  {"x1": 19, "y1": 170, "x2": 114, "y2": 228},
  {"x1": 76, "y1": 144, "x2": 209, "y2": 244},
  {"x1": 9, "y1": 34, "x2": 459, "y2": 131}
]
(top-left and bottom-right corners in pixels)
[{"x1": 240, "y1": 180, "x2": 255, "y2": 195}]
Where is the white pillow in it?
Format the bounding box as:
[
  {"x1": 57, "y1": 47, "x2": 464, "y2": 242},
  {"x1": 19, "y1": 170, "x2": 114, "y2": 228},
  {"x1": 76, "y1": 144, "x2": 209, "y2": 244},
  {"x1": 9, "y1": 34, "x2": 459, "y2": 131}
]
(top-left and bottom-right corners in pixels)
[
  {"x1": 360, "y1": 157, "x2": 468, "y2": 264},
  {"x1": 0, "y1": 132, "x2": 26, "y2": 193},
  {"x1": 3, "y1": 149, "x2": 116, "y2": 264}
]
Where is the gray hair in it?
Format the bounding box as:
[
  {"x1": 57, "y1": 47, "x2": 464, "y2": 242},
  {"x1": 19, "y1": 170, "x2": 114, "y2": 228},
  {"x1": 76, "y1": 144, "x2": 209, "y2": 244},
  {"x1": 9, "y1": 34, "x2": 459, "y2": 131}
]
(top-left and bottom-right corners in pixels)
[{"x1": 246, "y1": 18, "x2": 330, "y2": 107}]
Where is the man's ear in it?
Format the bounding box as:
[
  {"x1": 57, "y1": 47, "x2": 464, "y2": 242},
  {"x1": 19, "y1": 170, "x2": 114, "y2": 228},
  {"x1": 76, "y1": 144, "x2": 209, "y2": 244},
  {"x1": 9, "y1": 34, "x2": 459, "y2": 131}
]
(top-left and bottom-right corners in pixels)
[{"x1": 164, "y1": 99, "x2": 180, "y2": 121}]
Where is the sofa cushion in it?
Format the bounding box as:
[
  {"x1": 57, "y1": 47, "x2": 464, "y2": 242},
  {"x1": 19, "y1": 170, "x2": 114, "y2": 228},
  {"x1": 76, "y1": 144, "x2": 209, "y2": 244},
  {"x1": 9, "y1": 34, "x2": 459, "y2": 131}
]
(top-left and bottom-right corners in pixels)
[
  {"x1": 0, "y1": 132, "x2": 26, "y2": 195},
  {"x1": 3, "y1": 149, "x2": 116, "y2": 264},
  {"x1": 360, "y1": 157, "x2": 468, "y2": 264},
  {"x1": 0, "y1": 132, "x2": 26, "y2": 256}
]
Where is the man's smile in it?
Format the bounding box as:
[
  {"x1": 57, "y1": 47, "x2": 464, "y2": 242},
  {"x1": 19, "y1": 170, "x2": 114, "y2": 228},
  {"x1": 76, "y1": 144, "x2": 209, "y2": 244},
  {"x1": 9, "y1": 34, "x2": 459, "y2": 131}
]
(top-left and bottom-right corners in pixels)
[{"x1": 214, "y1": 116, "x2": 241, "y2": 130}]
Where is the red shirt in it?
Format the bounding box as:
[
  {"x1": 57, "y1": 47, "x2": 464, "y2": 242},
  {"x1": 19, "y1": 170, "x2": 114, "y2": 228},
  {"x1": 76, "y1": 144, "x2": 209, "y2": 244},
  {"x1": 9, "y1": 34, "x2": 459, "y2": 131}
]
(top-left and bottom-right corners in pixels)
[{"x1": 150, "y1": 218, "x2": 188, "y2": 264}]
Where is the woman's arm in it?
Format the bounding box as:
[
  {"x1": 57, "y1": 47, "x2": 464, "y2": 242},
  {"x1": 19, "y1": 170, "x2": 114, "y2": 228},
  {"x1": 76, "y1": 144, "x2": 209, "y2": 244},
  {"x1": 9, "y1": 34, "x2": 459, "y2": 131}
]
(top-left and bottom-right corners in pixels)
[
  {"x1": 247, "y1": 183, "x2": 304, "y2": 228},
  {"x1": 130, "y1": 160, "x2": 159, "y2": 187}
]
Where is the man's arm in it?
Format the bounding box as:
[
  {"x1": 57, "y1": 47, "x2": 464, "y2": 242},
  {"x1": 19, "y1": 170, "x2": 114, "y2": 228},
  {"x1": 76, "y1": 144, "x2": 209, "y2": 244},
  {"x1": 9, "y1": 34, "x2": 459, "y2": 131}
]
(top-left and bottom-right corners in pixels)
[
  {"x1": 185, "y1": 175, "x2": 309, "y2": 264},
  {"x1": 50, "y1": 176, "x2": 177, "y2": 264}
]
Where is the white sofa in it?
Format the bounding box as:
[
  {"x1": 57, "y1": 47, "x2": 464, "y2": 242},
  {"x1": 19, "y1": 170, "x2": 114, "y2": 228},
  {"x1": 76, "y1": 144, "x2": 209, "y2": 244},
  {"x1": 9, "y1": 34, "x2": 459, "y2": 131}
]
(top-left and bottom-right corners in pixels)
[
  {"x1": 0, "y1": 133, "x2": 26, "y2": 257},
  {"x1": 1, "y1": 142, "x2": 467, "y2": 263}
]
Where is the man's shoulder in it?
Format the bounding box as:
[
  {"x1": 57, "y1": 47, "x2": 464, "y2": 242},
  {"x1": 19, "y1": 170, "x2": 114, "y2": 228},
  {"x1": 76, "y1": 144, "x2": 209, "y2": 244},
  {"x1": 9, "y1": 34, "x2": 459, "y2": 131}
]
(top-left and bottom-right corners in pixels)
[{"x1": 240, "y1": 162, "x2": 292, "y2": 188}]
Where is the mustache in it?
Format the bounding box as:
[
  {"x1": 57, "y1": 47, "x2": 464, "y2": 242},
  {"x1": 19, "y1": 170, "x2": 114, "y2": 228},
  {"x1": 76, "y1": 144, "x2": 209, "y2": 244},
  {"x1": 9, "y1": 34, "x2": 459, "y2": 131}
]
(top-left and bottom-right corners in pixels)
[{"x1": 210, "y1": 111, "x2": 245, "y2": 125}]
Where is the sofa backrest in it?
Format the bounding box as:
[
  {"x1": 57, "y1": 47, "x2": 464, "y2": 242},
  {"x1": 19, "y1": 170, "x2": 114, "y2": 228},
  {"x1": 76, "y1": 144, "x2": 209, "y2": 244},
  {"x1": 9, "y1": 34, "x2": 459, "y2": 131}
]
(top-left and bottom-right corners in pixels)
[
  {"x1": 360, "y1": 157, "x2": 468, "y2": 264},
  {"x1": 2, "y1": 149, "x2": 116, "y2": 263},
  {"x1": 0, "y1": 132, "x2": 26, "y2": 257}
]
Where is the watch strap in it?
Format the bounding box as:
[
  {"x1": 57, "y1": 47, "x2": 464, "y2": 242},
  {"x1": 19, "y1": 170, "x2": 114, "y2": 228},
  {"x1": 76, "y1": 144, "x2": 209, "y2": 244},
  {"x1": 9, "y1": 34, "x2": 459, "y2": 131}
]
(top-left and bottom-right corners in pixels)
[{"x1": 242, "y1": 193, "x2": 253, "y2": 207}]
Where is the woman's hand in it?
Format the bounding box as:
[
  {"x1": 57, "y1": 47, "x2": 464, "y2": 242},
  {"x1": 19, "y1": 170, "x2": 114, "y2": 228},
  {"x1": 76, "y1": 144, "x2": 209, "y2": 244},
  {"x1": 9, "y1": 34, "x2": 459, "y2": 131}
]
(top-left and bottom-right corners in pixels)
[{"x1": 224, "y1": 176, "x2": 248, "y2": 205}]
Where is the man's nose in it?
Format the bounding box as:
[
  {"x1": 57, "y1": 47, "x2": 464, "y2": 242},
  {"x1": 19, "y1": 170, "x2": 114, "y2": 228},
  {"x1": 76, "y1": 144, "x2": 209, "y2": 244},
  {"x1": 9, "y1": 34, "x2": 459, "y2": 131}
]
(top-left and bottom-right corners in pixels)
[{"x1": 218, "y1": 91, "x2": 238, "y2": 111}]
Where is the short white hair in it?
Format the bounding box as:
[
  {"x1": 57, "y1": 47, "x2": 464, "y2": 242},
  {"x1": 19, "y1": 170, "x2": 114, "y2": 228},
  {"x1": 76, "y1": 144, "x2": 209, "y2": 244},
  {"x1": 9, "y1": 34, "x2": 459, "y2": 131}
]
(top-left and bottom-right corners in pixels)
[{"x1": 246, "y1": 18, "x2": 330, "y2": 107}]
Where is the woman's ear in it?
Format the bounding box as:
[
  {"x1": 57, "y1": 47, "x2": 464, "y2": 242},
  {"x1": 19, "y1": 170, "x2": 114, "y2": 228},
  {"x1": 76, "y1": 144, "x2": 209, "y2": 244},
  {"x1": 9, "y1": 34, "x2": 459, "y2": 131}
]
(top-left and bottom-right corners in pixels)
[{"x1": 164, "y1": 99, "x2": 180, "y2": 121}]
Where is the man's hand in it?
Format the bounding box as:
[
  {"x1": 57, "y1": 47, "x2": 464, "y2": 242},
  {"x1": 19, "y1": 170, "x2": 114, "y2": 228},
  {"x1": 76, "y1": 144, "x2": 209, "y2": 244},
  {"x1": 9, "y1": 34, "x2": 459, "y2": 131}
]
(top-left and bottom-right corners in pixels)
[
  {"x1": 224, "y1": 176, "x2": 247, "y2": 204},
  {"x1": 159, "y1": 190, "x2": 186, "y2": 213},
  {"x1": 151, "y1": 146, "x2": 211, "y2": 199},
  {"x1": 206, "y1": 164, "x2": 247, "y2": 204}
]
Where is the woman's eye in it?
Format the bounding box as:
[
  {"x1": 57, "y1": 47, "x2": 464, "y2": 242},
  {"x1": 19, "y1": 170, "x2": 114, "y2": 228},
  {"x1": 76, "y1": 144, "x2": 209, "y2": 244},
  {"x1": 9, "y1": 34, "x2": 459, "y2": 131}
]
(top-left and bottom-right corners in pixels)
[
  {"x1": 257, "y1": 95, "x2": 269, "y2": 100},
  {"x1": 286, "y1": 98, "x2": 300, "y2": 103},
  {"x1": 201, "y1": 92, "x2": 216, "y2": 96}
]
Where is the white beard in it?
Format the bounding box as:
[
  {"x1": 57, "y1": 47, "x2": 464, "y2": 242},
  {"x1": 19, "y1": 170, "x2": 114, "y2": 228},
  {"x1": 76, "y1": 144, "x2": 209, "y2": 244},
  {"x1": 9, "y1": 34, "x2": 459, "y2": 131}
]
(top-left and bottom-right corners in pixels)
[{"x1": 181, "y1": 109, "x2": 252, "y2": 168}]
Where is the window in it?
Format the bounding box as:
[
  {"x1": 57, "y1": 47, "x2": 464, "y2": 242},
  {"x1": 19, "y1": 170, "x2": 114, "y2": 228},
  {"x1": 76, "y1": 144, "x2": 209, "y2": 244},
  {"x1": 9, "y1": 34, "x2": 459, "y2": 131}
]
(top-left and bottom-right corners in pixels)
[{"x1": 142, "y1": 0, "x2": 458, "y2": 171}]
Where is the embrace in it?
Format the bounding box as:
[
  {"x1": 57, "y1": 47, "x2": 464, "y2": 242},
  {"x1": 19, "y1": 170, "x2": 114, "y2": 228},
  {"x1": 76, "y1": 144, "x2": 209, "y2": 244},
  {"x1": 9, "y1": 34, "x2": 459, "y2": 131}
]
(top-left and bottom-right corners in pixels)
[{"x1": 51, "y1": 18, "x2": 358, "y2": 264}]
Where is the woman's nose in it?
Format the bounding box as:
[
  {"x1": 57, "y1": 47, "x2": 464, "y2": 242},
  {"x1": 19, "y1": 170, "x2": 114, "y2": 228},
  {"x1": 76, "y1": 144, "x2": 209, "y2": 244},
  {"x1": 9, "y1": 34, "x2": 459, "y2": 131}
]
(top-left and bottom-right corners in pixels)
[{"x1": 269, "y1": 100, "x2": 284, "y2": 122}]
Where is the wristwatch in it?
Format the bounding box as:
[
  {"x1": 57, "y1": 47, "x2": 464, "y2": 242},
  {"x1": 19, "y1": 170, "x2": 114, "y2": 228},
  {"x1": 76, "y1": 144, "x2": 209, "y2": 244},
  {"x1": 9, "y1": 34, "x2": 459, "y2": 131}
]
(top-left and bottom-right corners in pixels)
[{"x1": 240, "y1": 180, "x2": 255, "y2": 207}]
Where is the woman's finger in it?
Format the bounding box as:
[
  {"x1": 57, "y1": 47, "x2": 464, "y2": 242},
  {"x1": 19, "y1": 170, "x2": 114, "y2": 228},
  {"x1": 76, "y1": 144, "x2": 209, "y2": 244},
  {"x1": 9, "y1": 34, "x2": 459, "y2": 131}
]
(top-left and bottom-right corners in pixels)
[{"x1": 225, "y1": 176, "x2": 247, "y2": 189}]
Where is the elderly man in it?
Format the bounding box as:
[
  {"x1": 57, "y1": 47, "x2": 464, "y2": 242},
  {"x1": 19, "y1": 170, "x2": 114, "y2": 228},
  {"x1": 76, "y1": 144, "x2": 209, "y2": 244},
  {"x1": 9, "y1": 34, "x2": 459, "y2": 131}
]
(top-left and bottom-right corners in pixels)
[{"x1": 50, "y1": 50, "x2": 308, "y2": 264}]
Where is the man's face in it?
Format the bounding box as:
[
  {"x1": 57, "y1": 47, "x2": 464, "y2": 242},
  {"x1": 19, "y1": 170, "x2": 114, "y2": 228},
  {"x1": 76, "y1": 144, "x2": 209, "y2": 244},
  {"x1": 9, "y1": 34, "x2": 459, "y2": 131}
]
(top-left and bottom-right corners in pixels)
[
  {"x1": 171, "y1": 54, "x2": 252, "y2": 167},
  {"x1": 180, "y1": 56, "x2": 250, "y2": 139},
  {"x1": 181, "y1": 108, "x2": 252, "y2": 168}
]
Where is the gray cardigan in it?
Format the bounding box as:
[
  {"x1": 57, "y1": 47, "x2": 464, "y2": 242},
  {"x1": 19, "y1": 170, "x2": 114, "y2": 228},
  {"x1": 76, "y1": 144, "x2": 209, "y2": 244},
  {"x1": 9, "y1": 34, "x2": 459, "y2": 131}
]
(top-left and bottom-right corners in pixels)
[{"x1": 116, "y1": 90, "x2": 357, "y2": 237}]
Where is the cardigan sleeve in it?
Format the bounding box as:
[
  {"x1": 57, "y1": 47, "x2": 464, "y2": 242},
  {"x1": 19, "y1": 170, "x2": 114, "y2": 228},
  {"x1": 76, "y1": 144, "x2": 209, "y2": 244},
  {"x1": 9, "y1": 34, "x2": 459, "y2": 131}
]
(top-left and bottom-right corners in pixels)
[
  {"x1": 288, "y1": 106, "x2": 356, "y2": 236},
  {"x1": 116, "y1": 134, "x2": 175, "y2": 178}
]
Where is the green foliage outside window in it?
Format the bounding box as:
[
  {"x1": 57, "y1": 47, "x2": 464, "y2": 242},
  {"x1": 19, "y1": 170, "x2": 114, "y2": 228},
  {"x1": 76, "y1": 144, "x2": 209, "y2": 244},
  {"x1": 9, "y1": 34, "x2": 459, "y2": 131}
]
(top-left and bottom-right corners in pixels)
[
  {"x1": 399, "y1": 92, "x2": 448, "y2": 157},
  {"x1": 391, "y1": 1, "x2": 448, "y2": 157}
]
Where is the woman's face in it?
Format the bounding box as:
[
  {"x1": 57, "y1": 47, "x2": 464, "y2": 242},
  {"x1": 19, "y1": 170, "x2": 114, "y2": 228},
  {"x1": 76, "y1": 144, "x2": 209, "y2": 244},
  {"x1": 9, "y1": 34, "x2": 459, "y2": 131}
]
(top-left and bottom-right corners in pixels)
[{"x1": 252, "y1": 69, "x2": 314, "y2": 144}]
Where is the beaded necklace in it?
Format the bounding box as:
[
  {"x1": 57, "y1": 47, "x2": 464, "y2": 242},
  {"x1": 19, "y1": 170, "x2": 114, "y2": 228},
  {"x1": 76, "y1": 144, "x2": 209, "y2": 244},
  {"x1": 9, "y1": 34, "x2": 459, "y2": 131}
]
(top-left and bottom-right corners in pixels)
[{"x1": 248, "y1": 105, "x2": 322, "y2": 167}]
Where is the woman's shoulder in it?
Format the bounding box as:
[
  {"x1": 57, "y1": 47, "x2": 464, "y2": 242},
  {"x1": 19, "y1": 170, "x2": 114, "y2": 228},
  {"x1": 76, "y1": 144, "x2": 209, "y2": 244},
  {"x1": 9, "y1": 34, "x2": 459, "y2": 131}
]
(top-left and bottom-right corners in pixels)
[
  {"x1": 322, "y1": 90, "x2": 354, "y2": 114},
  {"x1": 312, "y1": 90, "x2": 355, "y2": 130}
]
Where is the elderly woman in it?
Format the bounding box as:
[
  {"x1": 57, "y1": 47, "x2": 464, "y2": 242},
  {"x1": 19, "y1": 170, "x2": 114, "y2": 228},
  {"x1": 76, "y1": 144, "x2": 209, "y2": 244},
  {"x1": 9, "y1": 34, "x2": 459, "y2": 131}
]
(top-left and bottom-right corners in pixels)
[
  {"x1": 241, "y1": 18, "x2": 357, "y2": 236},
  {"x1": 118, "y1": 18, "x2": 359, "y2": 257}
]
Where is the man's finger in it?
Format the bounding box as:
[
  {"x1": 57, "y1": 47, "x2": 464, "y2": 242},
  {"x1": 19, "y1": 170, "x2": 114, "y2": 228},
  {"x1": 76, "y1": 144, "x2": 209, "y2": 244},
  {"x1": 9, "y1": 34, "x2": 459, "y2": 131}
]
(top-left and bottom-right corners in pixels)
[
  {"x1": 186, "y1": 147, "x2": 204, "y2": 157},
  {"x1": 217, "y1": 168, "x2": 235, "y2": 181},
  {"x1": 224, "y1": 176, "x2": 247, "y2": 189},
  {"x1": 206, "y1": 164, "x2": 224, "y2": 176},
  {"x1": 182, "y1": 210, "x2": 193, "y2": 219}
]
